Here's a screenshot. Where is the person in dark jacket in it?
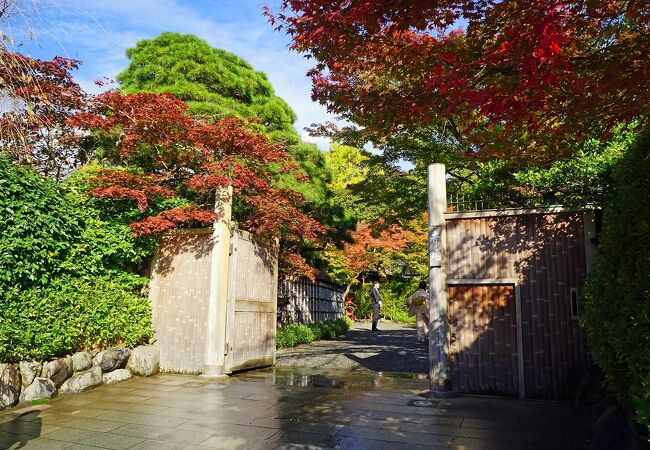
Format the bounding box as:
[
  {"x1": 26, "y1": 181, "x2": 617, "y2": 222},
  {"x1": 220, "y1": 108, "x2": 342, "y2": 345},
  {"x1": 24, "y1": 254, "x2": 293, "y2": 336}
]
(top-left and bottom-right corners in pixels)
[{"x1": 370, "y1": 281, "x2": 381, "y2": 331}]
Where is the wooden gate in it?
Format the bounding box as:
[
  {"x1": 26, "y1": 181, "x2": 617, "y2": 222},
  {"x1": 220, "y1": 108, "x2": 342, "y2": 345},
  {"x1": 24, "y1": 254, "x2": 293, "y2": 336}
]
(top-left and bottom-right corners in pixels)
[
  {"x1": 149, "y1": 228, "x2": 278, "y2": 375},
  {"x1": 449, "y1": 284, "x2": 521, "y2": 397},
  {"x1": 444, "y1": 209, "x2": 594, "y2": 399},
  {"x1": 224, "y1": 230, "x2": 277, "y2": 373}
]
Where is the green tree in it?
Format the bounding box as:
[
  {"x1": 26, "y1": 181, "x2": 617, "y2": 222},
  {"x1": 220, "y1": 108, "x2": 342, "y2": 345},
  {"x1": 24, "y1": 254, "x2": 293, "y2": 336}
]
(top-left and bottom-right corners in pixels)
[
  {"x1": 445, "y1": 126, "x2": 637, "y2": 210},
  {"x1": 117, "y1": 32, "x2": 298, "y2": 144},
  {"x1": 117, "y1": 33, "x2": 347, "y2": 215},
  {"x1": 326, "y1": 143, "x2": 369, "y2": 192},
  {"x1": 116, "y1": 33, "x2": 357, "y2": 274}
]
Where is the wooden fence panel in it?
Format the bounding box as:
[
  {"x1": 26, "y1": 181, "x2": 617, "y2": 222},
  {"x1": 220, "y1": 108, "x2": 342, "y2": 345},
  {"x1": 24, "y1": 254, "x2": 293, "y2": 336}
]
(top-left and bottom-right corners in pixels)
[
  {"x1": 277, "y1": 278, "x2": 344, "y2": 325},
  {"x1": 148, "y1": 230, "x2": 213, "y2": 374},
  {"x1": 225, "y1": 230, "x2": 277, "y2": 373},
  {"x1": 449, "y1": 285, "x2": 519, "y2": 397}
]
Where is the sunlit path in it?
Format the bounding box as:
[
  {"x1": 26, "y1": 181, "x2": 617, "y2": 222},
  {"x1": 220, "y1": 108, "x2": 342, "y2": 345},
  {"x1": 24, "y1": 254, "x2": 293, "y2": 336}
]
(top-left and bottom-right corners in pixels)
[{"x1": 276, "y1": 322, "x2": 429, "y2": 375}]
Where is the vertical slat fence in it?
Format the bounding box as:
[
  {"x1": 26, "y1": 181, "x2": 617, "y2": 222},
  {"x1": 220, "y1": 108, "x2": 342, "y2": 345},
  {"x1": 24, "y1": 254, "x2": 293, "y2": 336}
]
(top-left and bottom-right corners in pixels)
[{"x1": 277, "y1": 278, "x2": 344, "y2": 325}]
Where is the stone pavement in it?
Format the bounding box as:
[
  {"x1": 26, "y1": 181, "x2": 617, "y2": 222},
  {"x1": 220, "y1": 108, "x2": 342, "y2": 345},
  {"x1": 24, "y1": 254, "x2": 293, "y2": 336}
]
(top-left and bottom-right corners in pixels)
[
  {"x1": 277, "y1": 321, "x2": 429, "y2": 374},
  {"x1": 0, "y1": 367, "x2": 589, "y2": 450}
]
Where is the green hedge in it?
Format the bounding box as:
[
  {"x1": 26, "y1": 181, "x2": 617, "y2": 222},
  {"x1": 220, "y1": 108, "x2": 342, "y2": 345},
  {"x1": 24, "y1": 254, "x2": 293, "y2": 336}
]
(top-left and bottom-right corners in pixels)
[
  {"x1": 0, "y1": 275, "x2": 153, "y2": 362},
  {"x1": 0, "y1": 156, "x2": 84, "y2": 290},
  {"x1": 0, "y1": 157, "x2": 156, "y2": 362},
  {"x1": 583, "y1": 127, "x2": 650, "y2": 436},
  {"x1": 276, "y1": 317, "x2": 352, "y2": 349},
  {"x1": 0, "y1": 157, "x2": 155, "y2": 291}
]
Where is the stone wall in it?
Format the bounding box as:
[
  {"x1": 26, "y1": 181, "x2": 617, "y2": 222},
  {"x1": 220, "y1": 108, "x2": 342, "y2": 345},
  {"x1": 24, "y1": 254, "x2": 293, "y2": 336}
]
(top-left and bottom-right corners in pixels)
[{"x1": 0, "y1": 345, "x2": 159, "y2": 410}]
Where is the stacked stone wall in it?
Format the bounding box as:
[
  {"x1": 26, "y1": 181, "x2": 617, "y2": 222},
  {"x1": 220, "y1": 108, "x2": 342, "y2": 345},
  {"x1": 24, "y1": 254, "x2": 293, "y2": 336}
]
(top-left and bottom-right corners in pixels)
[{"x1": 0, "y1": 345, "x2": 160, "y2": 410}]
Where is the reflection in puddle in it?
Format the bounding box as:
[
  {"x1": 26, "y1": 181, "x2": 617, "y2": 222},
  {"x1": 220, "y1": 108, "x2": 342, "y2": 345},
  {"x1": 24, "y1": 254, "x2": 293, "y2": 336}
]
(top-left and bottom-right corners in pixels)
[
  {"x1": 269, "y1": 368, "x2": 430, "y2": 393},
  {"x1": 382, "y1": 372, "x2": 428, "y2": 380},
  {"x1": 273, "y1": 373, "x2": 345, "y2": 388}
]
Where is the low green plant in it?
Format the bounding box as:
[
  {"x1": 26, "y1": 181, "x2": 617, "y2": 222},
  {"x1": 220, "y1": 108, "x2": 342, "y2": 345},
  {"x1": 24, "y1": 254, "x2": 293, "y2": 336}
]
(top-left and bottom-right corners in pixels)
[
  {"x1": 0, "y1": 275, "x2": 153, "y2": 362},
  {"x1": 276, "y1": 323, "x2": 315, "y2": 348},
  {"x1": 276, "y1": 317, "x2": 352, "y2": 349}
]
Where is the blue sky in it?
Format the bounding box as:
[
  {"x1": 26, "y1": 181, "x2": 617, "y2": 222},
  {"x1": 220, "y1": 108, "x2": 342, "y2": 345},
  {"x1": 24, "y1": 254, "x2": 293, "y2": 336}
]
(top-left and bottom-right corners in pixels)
[{"x1": 7, "y1": 0, "x2": 335, "y2": 149}]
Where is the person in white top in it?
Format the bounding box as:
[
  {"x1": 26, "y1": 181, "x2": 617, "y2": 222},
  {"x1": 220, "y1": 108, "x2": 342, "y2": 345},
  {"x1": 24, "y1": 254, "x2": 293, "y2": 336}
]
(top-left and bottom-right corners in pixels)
[{"x1": 408, "y1": 281, "x2": 429, "y2": 344}]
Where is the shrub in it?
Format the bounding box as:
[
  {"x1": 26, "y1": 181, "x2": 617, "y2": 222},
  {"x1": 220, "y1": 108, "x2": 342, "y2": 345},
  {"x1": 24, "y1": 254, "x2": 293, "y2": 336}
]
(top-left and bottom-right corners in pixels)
[
  {"x1": 276, "y1": 317, "x2": 352, "y2": 349},
  {"x1": 583, "y1": 126, "x2": 650, "y2": 437},
  {"x1": 0, "y1": 155, "x2": 84, "y2": 291},
  {"x1": 0, "y1": 275, "x2": 153, "y2": 362},
  {"x1": 276, "y1": 323, "x2": 315, "y2": 348},
  {"x1": 0, "y1": 158, "x2": 155, "y2": 292}
]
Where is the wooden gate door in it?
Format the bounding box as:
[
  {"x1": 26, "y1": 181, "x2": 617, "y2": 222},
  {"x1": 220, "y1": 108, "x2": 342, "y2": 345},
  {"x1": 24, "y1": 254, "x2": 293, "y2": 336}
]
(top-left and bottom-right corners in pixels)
[
  {"x1": 224, "y1": 230, "x2": 278, "y2": 374},
  {"x1": 449, "y1": 284, "x2": 520, "y2": 397}
]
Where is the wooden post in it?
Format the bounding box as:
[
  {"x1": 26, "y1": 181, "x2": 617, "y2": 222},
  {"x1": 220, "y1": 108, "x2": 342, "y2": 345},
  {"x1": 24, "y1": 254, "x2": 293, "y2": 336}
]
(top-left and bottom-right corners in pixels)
[
  {"x1": 583, "y1": 210, "x2": 597, "y2": 273},
  {"x1": 427, "y1": 164, "x2": 452, "y2": 394},
  {"x1": 203, "y1": 185, "x2": 233, "y2": 378}
]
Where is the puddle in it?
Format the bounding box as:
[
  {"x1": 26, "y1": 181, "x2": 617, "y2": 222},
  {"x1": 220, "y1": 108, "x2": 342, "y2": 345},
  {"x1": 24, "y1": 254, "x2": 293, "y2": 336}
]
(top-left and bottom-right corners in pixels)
[
  {"x1": 268, "y1": 367, "x2": 431, "y2": 392},
  {"x1": 273, "y1": 373, "x2": 345, "y2": 389},
  {"x1": 382, "y1": 372, "x2": 428, "y2": 380}
]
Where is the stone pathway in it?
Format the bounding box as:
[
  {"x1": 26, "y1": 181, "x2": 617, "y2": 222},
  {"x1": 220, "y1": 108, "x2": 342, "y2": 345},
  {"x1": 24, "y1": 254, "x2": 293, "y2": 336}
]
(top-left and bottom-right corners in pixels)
[
  {"x1": 0, "y1": 368, "x2": 590, "y2": 449},
  {"x1": 276, "y1": 321, "x2": 429, "y2": 374}
]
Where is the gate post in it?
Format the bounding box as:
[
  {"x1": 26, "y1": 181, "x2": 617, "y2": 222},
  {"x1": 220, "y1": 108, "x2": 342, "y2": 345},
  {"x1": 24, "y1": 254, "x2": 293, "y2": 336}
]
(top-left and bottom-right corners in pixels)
[
  {"x1": 202, "y1": 185, "x2": 233, "y2": 378},
  {"x1": 427, "y1": 164, "x2": 452, "y2": 394}
]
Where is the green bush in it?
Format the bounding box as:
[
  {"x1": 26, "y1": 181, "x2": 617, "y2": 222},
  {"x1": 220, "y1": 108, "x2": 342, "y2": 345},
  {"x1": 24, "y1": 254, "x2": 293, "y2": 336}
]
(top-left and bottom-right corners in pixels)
[
  {"x1": 276, "y1": 317, "x2": 352, "y2": 349},
  {"x1": 0, "y1": 275, "x2": 153, "y2": 362},
  {"x1": 276, "y1": 323, "x2": 315, "y2": 348},
  {"x1": 0, "y1": 157, "x2": 156, "y2": 362},
  {"x1": 0, "y1": 158, "x2": 155, "y2": 292},
  {"x1": 583, "y1": 126, "x2": 650, "y2": 437},
  {"x1": 0, "y1": 156, "x2": 84, "y2": 291}
]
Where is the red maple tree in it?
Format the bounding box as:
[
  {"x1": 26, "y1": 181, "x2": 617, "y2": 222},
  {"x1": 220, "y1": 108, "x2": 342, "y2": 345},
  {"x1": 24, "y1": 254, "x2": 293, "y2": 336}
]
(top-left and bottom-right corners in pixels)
[
  {"x1": 0, "y1": 51, "x2": 88, "y2": 179},
  {"x1": 324, "y1": 219, "x2": 408, "y2": 298},
  {"x1": 269, "y1": 1, "x2": 649, "y2": 162},
  {"x1": 69, "y1": 90, "x2": 326, "y2": 274}
]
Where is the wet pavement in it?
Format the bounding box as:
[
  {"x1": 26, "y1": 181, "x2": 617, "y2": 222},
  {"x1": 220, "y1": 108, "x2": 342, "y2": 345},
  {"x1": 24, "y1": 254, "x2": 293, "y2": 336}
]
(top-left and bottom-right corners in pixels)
[
  {"x1": 277, "y1": 322, "x2": 429, "y2": 374},
  {"x1": 0, "y1": 367, "x2": 590, "y2": 449}
]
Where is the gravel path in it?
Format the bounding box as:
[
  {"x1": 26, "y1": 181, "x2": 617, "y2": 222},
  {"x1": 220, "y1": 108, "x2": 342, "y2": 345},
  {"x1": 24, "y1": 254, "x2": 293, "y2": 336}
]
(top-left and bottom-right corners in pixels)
[{"x1": 276, "y1": 321, "x2": 428, "y2": 374}]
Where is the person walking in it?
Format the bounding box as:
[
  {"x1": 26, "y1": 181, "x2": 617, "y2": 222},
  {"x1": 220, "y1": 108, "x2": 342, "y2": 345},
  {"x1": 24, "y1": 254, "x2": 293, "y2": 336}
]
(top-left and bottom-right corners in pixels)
[
  {"x1": 408, "y1": 281, "x2": 429, "y2": 344},
  {"x1": 370, "y1": 281, "x2": 381, "y2": 331}
]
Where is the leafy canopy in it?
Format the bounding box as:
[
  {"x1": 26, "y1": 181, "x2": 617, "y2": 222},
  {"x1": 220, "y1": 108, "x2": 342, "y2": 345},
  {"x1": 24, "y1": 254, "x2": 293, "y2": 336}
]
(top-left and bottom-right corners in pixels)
[
  {"x1": 117, "y1": 32, "x2": 298, "y2": 144},
  {"x1": 271, "y1": 1, "x2": 649, "y2": 163},
  {"x1": 323, "y1": 219, "x2": 407, "y2": 297},
  {"x1": 0, "y1": 51, "x2": 88, "y2": 179},
  {"x1": 71, "y1": 90, "x2": 326, "y2": 274},
  {"x1": 115, "y1": 32, "x2": 354, "y2": 267}
]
